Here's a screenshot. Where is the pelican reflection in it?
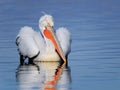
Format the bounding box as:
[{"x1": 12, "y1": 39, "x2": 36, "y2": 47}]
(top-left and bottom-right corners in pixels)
[{"x1": 16, "y1": 62, "x2": 71, "y2": 90}]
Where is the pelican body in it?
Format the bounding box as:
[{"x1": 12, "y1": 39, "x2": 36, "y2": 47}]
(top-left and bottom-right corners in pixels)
[{"x1": 16, "y1": 14, "x2": 71, "y2": 64}]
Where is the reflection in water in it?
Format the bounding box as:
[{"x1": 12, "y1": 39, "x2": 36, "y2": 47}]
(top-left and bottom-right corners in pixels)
[{"x1": 16, "y1": 62, "x2": 71, "y2": 90}]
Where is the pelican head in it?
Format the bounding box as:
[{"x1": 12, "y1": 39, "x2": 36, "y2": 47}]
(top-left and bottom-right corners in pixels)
[
  {"x1": 39, "y1": 14, "x2": 54, "y2": 33},
  {"x1": 39, "y1": 14, "x2": 66, "y2": 63}
]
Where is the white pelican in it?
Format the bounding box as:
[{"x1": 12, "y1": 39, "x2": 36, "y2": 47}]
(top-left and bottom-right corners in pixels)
[{"x1": 16, "y1": 14, "x2": 71, "y2": 64}]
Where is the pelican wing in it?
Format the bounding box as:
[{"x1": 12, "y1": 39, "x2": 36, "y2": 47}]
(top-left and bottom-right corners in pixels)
[
  {"x1": 56, "y1": 27, "x2": 71, "y2": 57},
  {"x1": 16, "y1": 26, "x2": 45, "y2": 58}
]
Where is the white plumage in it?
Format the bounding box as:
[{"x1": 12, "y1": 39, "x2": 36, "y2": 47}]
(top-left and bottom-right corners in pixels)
[
  {"x1": 56, "y1": 27, "x2": 71, "y2": 55},
  {"x1": 16, "y1": 14, "x2": 71, "y2": 64}
]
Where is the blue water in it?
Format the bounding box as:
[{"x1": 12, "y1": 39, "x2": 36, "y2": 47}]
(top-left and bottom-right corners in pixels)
[{"x1": 0, "y1": 0, "x2": 120, "y2": 90}]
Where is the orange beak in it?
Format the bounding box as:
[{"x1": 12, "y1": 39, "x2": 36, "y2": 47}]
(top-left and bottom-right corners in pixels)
[{"x1": 43, "y1": 26, "x2": 66, "y2": 63}]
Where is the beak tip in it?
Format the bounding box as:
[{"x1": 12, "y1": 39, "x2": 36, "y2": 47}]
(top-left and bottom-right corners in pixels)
[{"x1": 63, "y1": 59, "x2": 67, "y2": 64}]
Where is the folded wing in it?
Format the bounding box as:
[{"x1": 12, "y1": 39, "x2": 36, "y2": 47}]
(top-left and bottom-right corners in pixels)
[
  {"x1": 56, "y1": 27, "x2": 71, "y2": 58},
  {"x1": 16, "y1": 26, "x2": 45, "y2": 58}
]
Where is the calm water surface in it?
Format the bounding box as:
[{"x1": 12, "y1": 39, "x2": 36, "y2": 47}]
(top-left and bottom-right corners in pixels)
[{"x1": 0, "y1": 0, "x2": 120, "y2": 90}]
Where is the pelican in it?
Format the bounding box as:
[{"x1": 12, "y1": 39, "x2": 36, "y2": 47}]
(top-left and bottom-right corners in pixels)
[{"x1": 16, "y1": 14, "x2": 71, "y2": 64}]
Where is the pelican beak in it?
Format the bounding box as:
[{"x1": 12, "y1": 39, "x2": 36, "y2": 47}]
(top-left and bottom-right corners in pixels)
[{"x1": 43, "y1": 24, "x2": 66, "y2": 63}]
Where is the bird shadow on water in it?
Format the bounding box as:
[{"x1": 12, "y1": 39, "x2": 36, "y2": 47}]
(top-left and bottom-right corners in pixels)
[{"x1": 16, "y1": 61, "x2": 71, "y2": 90}]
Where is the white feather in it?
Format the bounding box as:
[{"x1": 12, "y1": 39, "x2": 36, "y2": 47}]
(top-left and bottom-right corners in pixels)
[
  {"x1": 16, "y1": 26, "x2": 45, "y2": 58},
  {"x1": 56, "y1": 27, "x2": 71, "y2": 56}
]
